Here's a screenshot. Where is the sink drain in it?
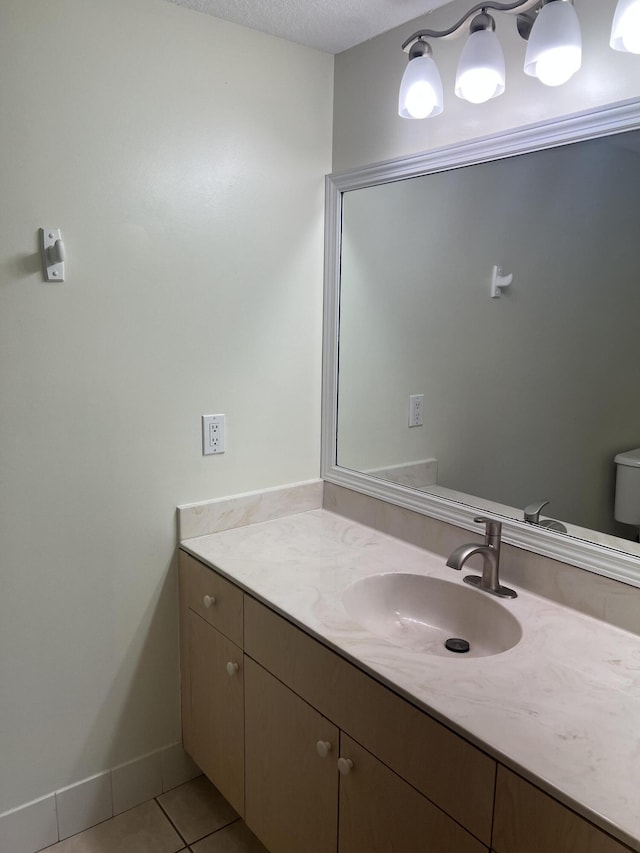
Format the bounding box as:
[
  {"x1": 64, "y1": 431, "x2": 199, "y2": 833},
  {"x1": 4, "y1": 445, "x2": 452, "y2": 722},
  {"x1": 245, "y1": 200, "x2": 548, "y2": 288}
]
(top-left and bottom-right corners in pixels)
[{"x1": 445, "y1": 637, "x2": 470, "y2": 653}]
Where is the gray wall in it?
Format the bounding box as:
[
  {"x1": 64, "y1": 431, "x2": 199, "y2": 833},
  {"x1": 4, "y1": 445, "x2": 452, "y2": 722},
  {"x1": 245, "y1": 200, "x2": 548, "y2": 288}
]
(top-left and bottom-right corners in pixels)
[{"x1": 338, "y1": 134, "x2": 640, "y2": 535}]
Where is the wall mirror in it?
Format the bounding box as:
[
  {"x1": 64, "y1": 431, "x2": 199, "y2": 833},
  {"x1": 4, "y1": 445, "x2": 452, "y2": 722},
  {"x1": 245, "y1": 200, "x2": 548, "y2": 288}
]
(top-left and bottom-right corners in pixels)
[{"x1": 322, "y1": 99, "x2": 640, "y2": 588}]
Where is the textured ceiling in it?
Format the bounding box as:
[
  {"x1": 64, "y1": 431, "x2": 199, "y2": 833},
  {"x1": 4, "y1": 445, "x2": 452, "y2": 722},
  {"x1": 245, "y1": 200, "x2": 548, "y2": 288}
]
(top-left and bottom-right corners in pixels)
[{"x1": 164, "y1": 0, "x2": 447, "y2": 54}]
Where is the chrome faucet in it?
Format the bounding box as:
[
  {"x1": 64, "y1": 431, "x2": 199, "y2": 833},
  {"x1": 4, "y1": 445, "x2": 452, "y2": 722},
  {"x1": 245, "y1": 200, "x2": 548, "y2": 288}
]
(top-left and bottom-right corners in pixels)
[{"x1": 446, "y1": 516, "x2": 517, "y2": 599}]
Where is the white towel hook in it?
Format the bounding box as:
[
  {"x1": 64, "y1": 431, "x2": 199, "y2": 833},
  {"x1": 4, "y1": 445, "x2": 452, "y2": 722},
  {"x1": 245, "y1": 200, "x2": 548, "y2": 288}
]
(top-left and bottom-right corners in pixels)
[
  {"x1": 490, "y1": 264, "x2": 513, "y2": 299},
  {"x1": 40, "y1": 228, "x2": 66, "y2": 282}
]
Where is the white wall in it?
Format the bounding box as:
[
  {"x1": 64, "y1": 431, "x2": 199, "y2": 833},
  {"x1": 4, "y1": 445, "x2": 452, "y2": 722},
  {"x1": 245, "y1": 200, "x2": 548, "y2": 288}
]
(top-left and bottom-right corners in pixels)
[
  {"x1": 0, "y1": 0, "x2": 332, "y2": 813},
  {"x1": 333, "y1": 0, "x2": 640, "y2": 171}
]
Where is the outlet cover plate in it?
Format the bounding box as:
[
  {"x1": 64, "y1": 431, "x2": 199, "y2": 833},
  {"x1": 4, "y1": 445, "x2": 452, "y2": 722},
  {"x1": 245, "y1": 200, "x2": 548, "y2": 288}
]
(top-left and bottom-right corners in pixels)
[
  {"x1": 202, "y1": 414, "x2": 225, "y2": 455},
  {"x1": 408, "y1": 394, "x2": 424, "y2": 427}
]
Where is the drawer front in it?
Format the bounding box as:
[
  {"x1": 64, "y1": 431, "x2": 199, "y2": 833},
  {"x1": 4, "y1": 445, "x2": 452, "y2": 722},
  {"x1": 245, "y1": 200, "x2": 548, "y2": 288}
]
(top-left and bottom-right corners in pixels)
[
  {"x1": 244, "y1": 595, "x2": 496, "y2": 846},
  {"x1": 493, "y1": 767, "x2": 633, "y2": 853},
  {"x1": 179, "y1": 550, "x2": 243, "y2": 647}
]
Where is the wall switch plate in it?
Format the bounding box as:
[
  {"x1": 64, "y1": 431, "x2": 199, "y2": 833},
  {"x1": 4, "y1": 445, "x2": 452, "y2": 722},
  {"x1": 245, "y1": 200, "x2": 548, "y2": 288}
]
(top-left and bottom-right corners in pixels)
[
  {"x1": 202, "y1": 414, "x2": 225, "y2": 455},
  {"x1": 408, "y1": 394, "x2": 424, "y2": 427}
]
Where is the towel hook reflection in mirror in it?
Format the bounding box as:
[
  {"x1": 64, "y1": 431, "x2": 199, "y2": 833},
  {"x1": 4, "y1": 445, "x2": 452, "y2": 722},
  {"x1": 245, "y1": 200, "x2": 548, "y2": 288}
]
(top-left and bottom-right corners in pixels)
[{"x1": 491, "y1": 264, "x2": 513, "y2": 298}]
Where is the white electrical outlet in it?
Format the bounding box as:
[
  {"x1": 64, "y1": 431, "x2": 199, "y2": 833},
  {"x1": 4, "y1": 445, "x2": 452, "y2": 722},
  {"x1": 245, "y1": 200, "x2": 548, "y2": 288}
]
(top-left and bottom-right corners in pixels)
[
  {"x1": 202, "y1": 414, "x2": 225, "y2": 455},
  {"x1": 408, "y1": 394, "x2": 424, "y2": 427}
]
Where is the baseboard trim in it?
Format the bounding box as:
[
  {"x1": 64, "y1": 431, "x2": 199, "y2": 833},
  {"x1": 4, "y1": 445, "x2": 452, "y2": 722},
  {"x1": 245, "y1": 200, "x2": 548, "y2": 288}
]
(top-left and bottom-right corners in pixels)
[{"x1": 0, "y1": 742, "x2": 200, "y2": 853}]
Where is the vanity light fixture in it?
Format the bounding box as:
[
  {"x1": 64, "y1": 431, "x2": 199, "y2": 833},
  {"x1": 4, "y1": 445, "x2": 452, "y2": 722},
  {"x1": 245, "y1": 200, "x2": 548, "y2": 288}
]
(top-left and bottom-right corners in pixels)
[
  {"x1": 399, "y1": 0, "x2": 637, "y2": 118},
  {"x1": 523, "y1": 0, "x2": 582, "y2": 86},
  {"x1": 610, "y1": 0, "x2": 640, "y2": 53},
  {"x1": 398, "y1": 38, "x2": 444, "y2": 117},
  {"x1": 454, "y1": 12, "x2": 506, "y2": 103}
]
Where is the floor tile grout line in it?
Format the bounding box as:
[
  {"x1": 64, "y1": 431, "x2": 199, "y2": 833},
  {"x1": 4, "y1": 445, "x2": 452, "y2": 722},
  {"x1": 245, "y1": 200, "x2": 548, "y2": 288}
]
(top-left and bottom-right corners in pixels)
[
  {"x1": 154, "y1": 791, "x2": 241, "y2": 848},
  {"x1": 155, "y1": 795, "x2": 191, "y2": 845},
  {"x1": 188, "y1": 815, "x2": 242, "y2": 847}
]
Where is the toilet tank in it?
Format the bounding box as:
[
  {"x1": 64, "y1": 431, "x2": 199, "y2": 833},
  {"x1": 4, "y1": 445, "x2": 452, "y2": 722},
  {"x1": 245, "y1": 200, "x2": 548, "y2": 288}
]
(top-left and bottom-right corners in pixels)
[{"x1": 614, "y1": 449, "x2": 640, "y2": 525}]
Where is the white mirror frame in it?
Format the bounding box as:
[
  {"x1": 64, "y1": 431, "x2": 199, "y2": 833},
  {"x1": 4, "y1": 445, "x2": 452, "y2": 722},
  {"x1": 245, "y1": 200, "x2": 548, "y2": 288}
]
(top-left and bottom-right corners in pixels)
[{"x1": 322, "y1": 97, "x2": 640, "y2": 589}]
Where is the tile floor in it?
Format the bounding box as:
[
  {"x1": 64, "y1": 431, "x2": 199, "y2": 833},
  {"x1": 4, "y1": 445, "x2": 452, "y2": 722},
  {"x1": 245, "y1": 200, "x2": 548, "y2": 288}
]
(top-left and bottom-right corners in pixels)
[{"x1": 39, "y1": 776, "x2": 269, "y2": 853}]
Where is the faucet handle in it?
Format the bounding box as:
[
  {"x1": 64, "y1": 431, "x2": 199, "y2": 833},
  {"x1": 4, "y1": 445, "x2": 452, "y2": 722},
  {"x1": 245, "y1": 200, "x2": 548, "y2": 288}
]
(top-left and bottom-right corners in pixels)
[
  {"x1": 524, "y1": 500, "x2": 550, "y2": 524},
  {"x1": 473, "y1": 516, "x2": 502, "y2": 541}
]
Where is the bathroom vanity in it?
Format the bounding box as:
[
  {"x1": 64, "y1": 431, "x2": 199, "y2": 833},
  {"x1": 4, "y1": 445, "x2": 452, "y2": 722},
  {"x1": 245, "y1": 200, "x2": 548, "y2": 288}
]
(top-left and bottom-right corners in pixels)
[{"x1": 178, "y1": 503, "x2": 640, "y2": 853}]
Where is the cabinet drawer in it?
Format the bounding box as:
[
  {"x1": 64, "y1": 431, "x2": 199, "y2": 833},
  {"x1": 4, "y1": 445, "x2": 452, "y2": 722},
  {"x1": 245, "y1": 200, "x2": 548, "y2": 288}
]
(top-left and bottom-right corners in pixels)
[
  {"x1": 493, "y1": 767, "x2": 633, "y2": 853},
  {"x1": 179, "y1": 550, "x2": 243, "y2": 647},
  {"x1": 244, "y1": 595, "x2": 496, "y2": 845}
]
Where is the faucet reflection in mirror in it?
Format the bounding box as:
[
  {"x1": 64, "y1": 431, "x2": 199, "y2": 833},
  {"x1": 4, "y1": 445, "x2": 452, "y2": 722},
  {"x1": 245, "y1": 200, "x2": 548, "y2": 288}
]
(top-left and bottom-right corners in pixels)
[{"x1": 399, "y1": 0, "x2": 640, "y2": 117}]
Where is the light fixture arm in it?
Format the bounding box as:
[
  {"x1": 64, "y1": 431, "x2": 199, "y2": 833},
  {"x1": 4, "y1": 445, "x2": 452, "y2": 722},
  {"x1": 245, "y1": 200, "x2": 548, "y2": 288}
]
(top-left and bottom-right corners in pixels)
[
  {"x1": 402, "y1": 0, "x2": 540, "y2": 50},
  {"x1": 407, "y1": 38, "x2": 433, "y2": 60}
]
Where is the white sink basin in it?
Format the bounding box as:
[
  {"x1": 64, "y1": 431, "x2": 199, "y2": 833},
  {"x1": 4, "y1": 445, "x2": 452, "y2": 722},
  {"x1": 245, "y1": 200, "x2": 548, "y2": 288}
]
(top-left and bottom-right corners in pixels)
[{"x1": 342, "y1": 573, "x2": 522, "y2": 658}]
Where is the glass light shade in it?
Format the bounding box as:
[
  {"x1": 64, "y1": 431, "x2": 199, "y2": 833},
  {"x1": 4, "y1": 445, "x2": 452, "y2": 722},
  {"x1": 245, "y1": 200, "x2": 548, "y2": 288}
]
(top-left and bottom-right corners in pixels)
[
  {"x1": 398, "y1": 55, "x2": 444, "y2": 119},
  {"x1": 455, "y1": 29, "x2": 506, "y2": 104},
  {"x1": 610, "y1": 0, "x2": 640, "y2": 53},
  {"x1": 524, "y1": 1, "x2": 582, "y2": 86}
]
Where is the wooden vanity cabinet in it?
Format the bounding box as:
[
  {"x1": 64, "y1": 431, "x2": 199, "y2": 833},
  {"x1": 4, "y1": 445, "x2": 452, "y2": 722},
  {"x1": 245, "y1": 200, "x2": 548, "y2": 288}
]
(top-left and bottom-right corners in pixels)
[
  {"x1": 493, "y1": 767, "x2": 634, "y2": 853},
  {"x1": 244, "y1": 595, "x2": 492, "y2": 853},
  {"x1": 244, "y1": 656, "x2": 486, "y2": 853},
  {"x1": 179, "y1": 551, "x2": 244, "y2": 815},
  {"x1": 244, "y1": 595, "x2": 495, "y2": 847},
  {"x1": 180, "y1": 552, "x2": 634, "y2": 853}
]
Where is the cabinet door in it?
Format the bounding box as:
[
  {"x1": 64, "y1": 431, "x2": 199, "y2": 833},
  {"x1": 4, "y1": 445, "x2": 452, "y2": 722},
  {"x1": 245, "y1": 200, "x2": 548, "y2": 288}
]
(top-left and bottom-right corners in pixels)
[
  {"x1": 189, "y1": 611, "x2": 244, "y2": 815},
  {"x1": 338, "y1": 735, "x2": 488, "y2": 853},
  {"x1": 493, "y1": 767, "x2": 633, "y2": 853},
  {"x1": 245, "y1": 657, "x2": 339, "y2": 853}
]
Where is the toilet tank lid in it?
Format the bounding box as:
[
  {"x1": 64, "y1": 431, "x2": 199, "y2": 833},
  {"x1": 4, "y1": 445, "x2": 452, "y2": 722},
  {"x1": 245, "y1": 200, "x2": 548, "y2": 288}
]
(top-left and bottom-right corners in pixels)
[{"x1": 615, "y1": 448, "x2": 640, "y2": 467}]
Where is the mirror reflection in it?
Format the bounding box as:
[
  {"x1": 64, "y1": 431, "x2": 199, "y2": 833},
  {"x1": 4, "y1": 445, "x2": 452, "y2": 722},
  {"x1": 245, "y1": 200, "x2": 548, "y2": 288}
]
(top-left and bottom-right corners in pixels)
[{"x1": 337, "y1": 129, "x2": 640, "y2": 553}]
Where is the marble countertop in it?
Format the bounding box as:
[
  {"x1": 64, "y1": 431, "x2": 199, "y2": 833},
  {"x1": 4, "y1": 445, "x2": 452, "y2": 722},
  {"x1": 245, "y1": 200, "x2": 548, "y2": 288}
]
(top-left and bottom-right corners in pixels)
[{"x1": 181, "y1": 508, "x2": 640, "y2": 850}]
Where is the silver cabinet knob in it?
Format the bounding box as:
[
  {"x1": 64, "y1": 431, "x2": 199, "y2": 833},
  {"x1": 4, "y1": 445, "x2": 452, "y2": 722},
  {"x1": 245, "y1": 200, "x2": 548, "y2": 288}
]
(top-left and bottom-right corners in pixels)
[
  {"x1": 316, "y1": 740, "x2": 332, "y2": 758},
  {"x1": 203, "y1": 594, "x2": 216, "y2": 608},
  {"x1": 226, "y1": 661, "x2": 239, "y2": 676},
  {"x1": 337, "y1": 757, "x2": 353, "y2": 775}
]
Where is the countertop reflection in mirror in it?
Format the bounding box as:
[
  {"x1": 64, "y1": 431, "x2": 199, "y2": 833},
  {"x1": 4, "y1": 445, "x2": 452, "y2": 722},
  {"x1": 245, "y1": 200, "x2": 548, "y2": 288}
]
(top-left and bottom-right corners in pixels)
[{"x1": 322, "y1": 98, "x2": 640, "y2": 587}]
